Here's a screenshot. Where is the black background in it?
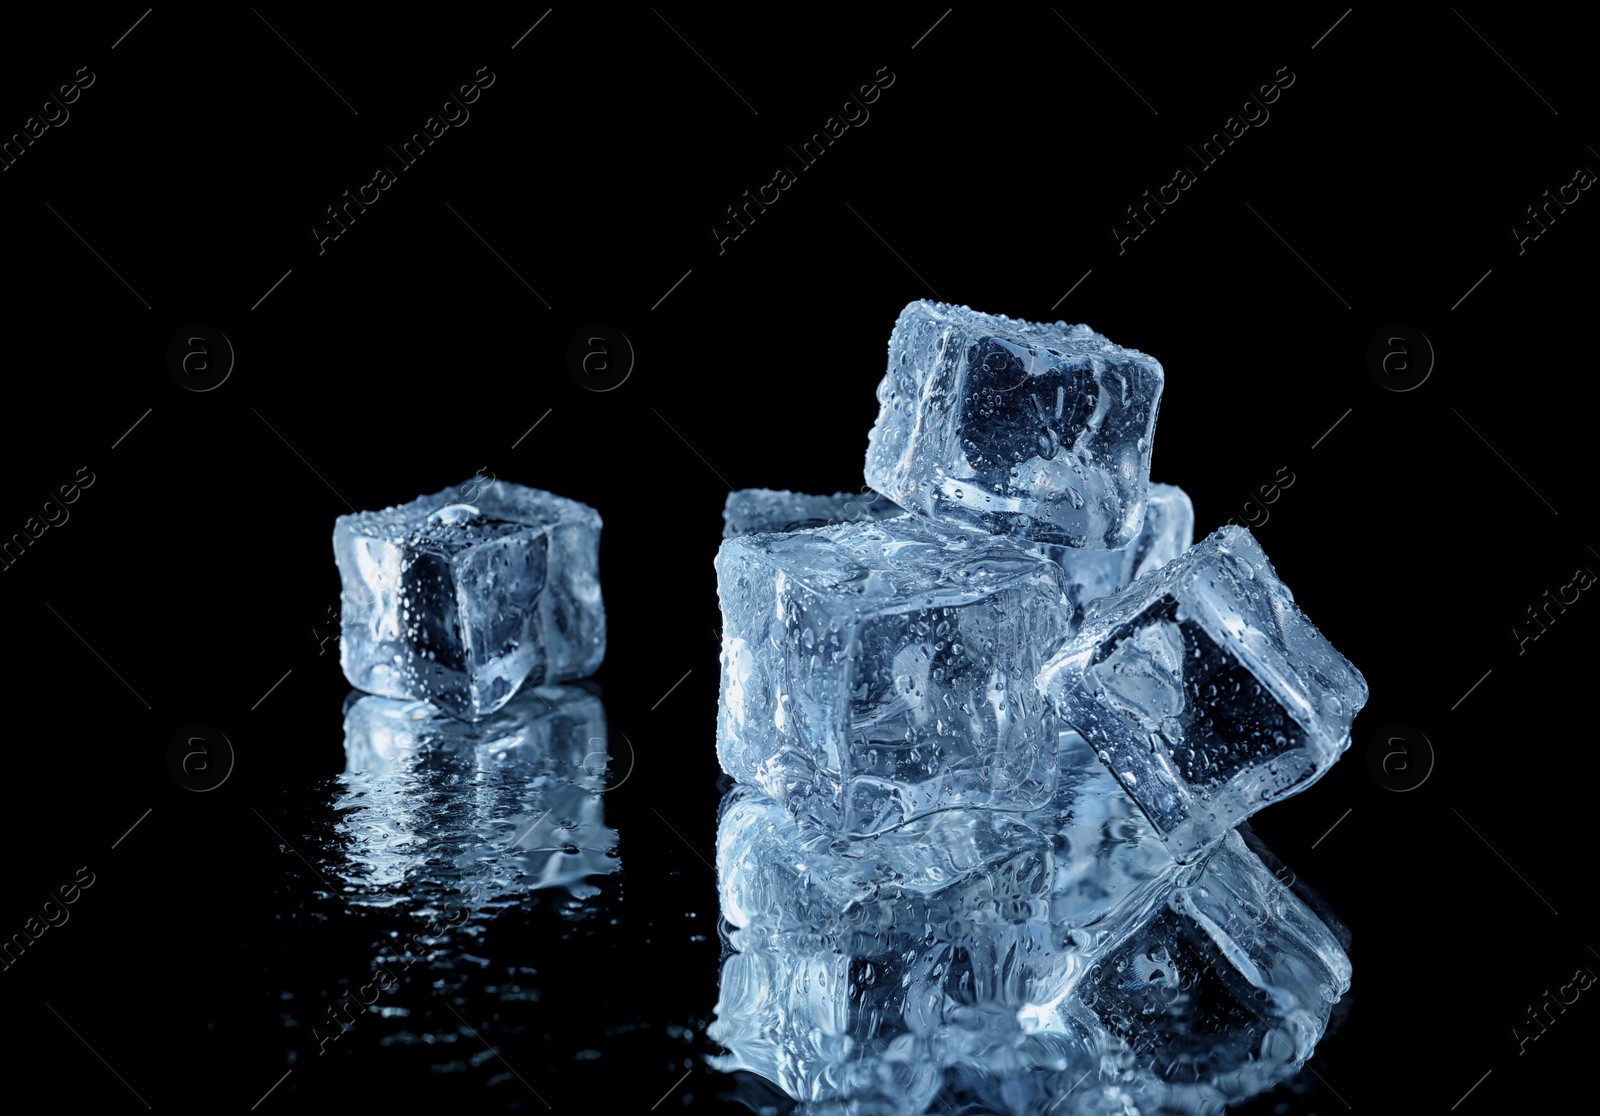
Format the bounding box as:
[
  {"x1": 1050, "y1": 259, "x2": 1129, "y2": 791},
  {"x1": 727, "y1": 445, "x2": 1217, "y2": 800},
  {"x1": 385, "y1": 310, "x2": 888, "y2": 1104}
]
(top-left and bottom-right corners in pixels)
[{"x1": 2, "y1": 6, "x2": 1594, "y2": 1112}]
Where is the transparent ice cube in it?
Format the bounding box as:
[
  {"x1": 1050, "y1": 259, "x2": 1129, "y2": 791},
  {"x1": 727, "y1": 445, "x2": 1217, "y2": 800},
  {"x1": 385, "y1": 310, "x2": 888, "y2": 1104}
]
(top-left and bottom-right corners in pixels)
[
  {"x1": 716, "y1": 515, "x2": 1072, "y2": 835},
  {"x1": 864, "y1": 300, "x2": 1164, "y2": 548},
  {"x1": 335, "y1": 479, "x2": 603, "y2": 720},
  {"x1": 1039, "y1": 525, "x2": 1366, "y2": 862}
]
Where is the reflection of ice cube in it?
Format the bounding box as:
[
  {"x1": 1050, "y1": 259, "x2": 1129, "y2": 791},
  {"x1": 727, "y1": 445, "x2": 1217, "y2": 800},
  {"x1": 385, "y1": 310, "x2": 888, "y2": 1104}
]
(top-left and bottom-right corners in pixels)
[
  {"x1": 336, "y1": 684, "x2": 619, "y2": 903},
  {"x1": 864, "y1": 300, "x2": 1164, "y2": 548},
  {"x1": 718, "y1": 731, "x2": 1173, "y2": 933},
  {"x1": 334, "y1": 479, "x2": 603, "y2": 720},
  {"x1": 709, "y1": 734, "x2": 1175, "y2": 1111},
  {"x1": 1070, "y1": 829, "x2": 1352, "y2": 1105},
  {"x1": 710, "y1": 733, "x2": 1350, "y2": 1114},
  {"x1": 716, "y1": 516, "x2": 1071, "y2": 835},
  {"x1": 1040, "y1": 525, "x2": 1367, "y2": 862}
]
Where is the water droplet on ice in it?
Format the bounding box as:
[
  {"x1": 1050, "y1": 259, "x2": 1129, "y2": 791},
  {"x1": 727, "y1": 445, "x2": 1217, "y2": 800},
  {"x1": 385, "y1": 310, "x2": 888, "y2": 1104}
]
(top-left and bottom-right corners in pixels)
[{"x1": 427, "y1": 503, "x2": 481, "y2": 525}]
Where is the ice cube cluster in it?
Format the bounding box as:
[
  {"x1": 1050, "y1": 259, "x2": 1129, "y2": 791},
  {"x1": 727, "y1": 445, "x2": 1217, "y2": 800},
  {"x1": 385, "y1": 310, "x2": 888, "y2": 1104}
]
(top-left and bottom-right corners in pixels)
[{"x1": 711, "y1": 301, "x2": 1365, "y2": 1113}]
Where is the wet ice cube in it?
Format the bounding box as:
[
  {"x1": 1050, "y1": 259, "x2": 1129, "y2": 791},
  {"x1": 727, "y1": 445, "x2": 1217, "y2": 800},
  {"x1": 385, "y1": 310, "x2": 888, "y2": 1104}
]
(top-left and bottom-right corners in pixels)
[
  {"x1": 1070, "y1": 828, "x2": 1351, "y2": 1100},
  {"x1": 710, "y1": 923, "x2": 1101, "y2": 1113},
  {"x1": 1038, "y1": 525, "x2": 1367, "y2": 862},
  {"x1": 864, "y1": 300, "x2": 1165, "y2": 548},
  {"x1": 335, "y1": 479, "x2": 603, "y2": 720},
  {"x1": 716, "y1": 516, "x2": 1072, "y2": 836},
  {"x1": 1041, "y1": 481, "x2": 1195, "y2": 631},
  {"x1": 721, "y1": 487, "x2": 903, "y2": 538}
]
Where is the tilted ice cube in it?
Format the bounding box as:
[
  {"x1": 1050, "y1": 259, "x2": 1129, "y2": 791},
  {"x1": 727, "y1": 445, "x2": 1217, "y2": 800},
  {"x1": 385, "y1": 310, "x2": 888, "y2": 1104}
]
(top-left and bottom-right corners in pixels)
[
  {"x1": 1041, "y1": 482, "x2": 1195, "y2": 632},
  {"x1": 1066, "y1": 829, "x2": 1352, "y2": 1105},
  {"x1": 335, "y1": 479, "x2": 604, "y2": 720},
  {"x1": 864, "y1": 300, "x2": 1165, "y2": 548},
  {"x1": 1038, "y1": 525, "x2": 1367, "y2": 862},
  {"x1": 716, "y1": 516, "x2": 1072, "y2": 835},
  {"x1": 722, "y1": 487, "x2": 903, "y2": 538},
  {"x1": 338, "y1": 683, "x2": 619, "y2": 901}
]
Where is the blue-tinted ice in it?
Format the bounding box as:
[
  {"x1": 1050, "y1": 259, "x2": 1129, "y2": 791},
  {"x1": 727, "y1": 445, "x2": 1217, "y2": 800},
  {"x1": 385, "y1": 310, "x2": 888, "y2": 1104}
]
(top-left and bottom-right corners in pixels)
[
  {"x1": 723, "y1": 484, "x2": 1192, "y2": 643},
  {"x1": 710, "y1": 733, "x2": 1170, "y2": 1111},
  {"x1": 1039, "y1": 525, "x2": 1367, "y2": 863},
  {"x1": 864, "y1": 301, "x2": 1164, "y2": 548},
  {"x1": 1070, "y1": 829, "x2": 1351, "y2": 1105},
  {"x1": 723, "y1": 487, "x2": 903, "y2": 538},
  {"x1": 716, "y1": 515, "x2": 1072, "y2": 836},
  {"x1": 339, "y1": 683, "x2": 619, "y2": 901},
  {"x1": 335, "y1": 479, "x2": 604, "y2": 720},
  {"x1": 709, "y1": 733, "x2": 1350, "y2": 1114},
  {"x1": 717, "y1": 731, "x2": 1174, "y2": 937},
  {"x1": 1041, "y1": 481, "x2": 1194, "y2": 633},
  {"x1": 710, "y1": 297, "x2": 1358, "y2": 1111}
]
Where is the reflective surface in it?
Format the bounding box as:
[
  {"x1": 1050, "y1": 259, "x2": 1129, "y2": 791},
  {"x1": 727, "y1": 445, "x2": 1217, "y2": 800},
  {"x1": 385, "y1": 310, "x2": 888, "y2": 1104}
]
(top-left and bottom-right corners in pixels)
[
  {"x1": 275, "y1": 684, "x2": 623, "y2": 1085},
  {"x1": 709, "y1": 732, "x2": 1350, "y2": 1115}
]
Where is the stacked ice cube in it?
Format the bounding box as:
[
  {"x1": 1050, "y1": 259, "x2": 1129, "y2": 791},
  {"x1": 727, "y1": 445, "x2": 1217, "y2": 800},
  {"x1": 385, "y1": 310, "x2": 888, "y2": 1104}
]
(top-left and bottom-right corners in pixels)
[{"x1": 711, "y1": 300, "x2": 1364, "y2": 1113}]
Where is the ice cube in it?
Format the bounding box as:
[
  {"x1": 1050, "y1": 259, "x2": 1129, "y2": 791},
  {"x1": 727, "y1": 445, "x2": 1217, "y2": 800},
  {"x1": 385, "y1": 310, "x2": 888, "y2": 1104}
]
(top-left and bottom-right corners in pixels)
[
  {"x1": 716, "y1": 515, "x2": 1072, "y2": 835},
  {"x1": 864, "y1": 300, "x2": 1165, "y2": 548},
  {"x1": 1069, "y1": 828, "x2": 1351, "y2": 1101},
  {"x1": 722, "y1": 487, "x2": 903, "y2": 538},
  {"x1": 1039, "y1": 524, "x2": 1367, "y2": 862},
  {"x1": 335, "y1": 479, "x2": 603, "y2": 720},
  {"x1": 1041, "y1": 481, "x2": 1195, "y2": 632}
]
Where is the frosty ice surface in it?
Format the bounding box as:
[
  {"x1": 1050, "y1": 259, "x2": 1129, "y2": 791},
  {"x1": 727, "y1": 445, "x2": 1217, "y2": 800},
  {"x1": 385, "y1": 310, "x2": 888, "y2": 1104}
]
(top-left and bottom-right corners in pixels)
[
  {"x1": 716, "y1": 731, "x2": 1175, "y2": 934},
  {"x1": 864, "y1": 300, "x2": 1164, "y2": 548},
  {"x1": 722, "y1": 487, "x2": 902, "y2": 538},
  {"x1": 335, "y1": 479, "x2": 603, "y2": 720},
  {"x1": 716, "y1": 515, "x2": 1071, "y2": 835}
]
